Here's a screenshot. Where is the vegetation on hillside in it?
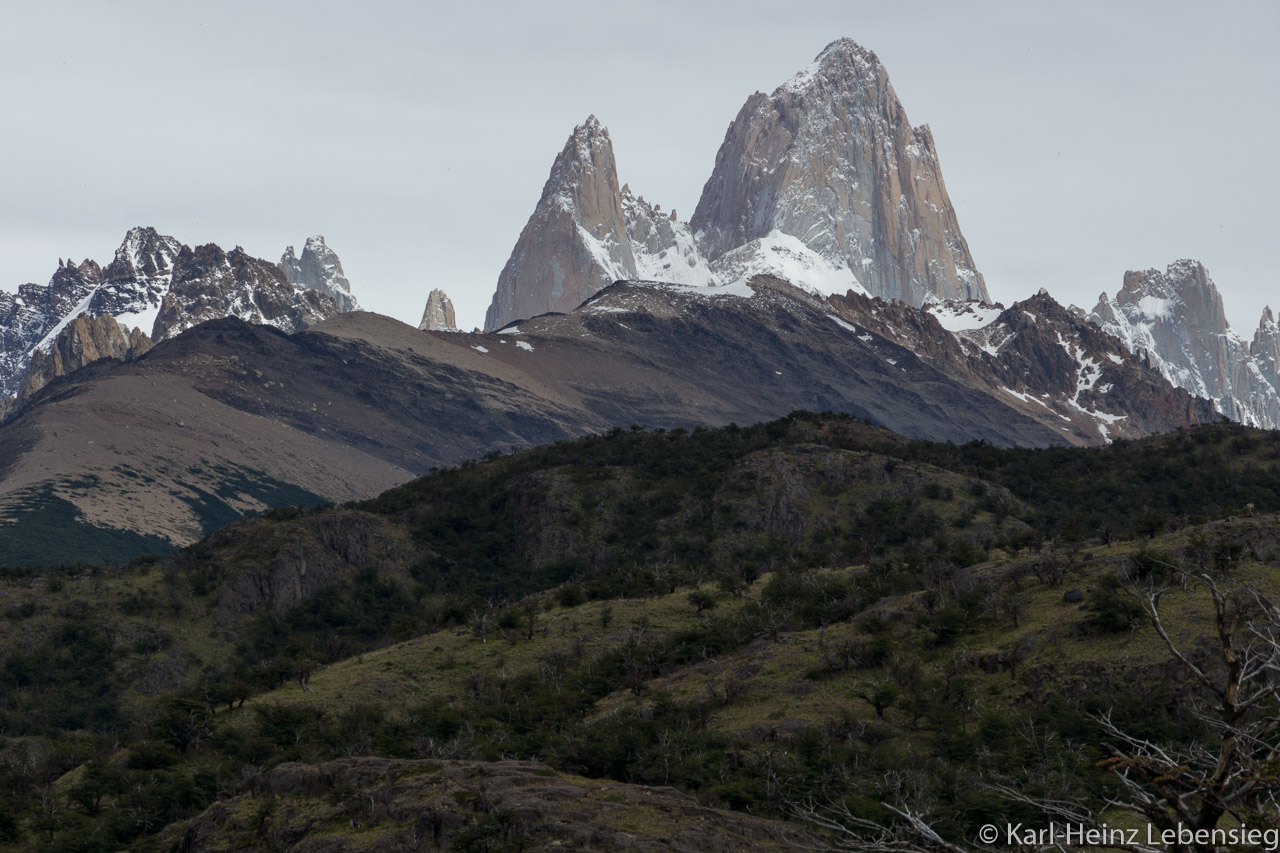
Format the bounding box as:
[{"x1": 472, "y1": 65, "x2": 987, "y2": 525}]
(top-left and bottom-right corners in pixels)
[{"x1": 1, "y1": 413, "x2": 1279, "y2": 851}]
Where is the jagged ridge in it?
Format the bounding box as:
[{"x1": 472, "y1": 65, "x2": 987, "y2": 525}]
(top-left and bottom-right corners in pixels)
[
  {"x1": 1088, "y1": 260, "x2": 1279, "y2": 429},
  {"x1": 0, "y1": 228, "x2": 357, "y2": 403}
]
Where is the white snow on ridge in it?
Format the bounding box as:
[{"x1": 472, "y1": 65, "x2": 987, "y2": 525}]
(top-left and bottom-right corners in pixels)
[
  {"x1": 925, "y1": 301, "x2": 1002, "y2": 333},
  {"x1": 1001, "y1": 387, "x2": 1050, "y2": 409},
  {"x1": 710, "y1": 231, "x2": 870, "y2": 298},
  {"x1": 622, "y1": 195, "x2": 717, "y2": 289}
]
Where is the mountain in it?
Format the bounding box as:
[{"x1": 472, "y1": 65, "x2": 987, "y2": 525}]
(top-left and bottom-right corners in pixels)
[
  {"x1": 0, "y1": 227, "x2": 355, "y2": 403},
  {"x1": 88, "y1": 225, "x2": 187, "y2": 332},
  {"x1": 0, "y1": 312, "x2": 584, "y2": 562},
  {"x1": 418, "y1": 288, "x2": 458, "y2": 331},
  {"x1": 484, "y1": 117, "x2": 716, "y2": 332},
  {"x1": 485, "y1": 38, "x2": 986, "y2": 332},
  {"x1": 691, "y1": 38, "x2": 987, "y2": 307},
  {"x1": 280, "y1": 235, "x2": 359, "y2": 312},
  {"x1": 0, "y1": 275, "x2": 1215, "y2": 565},
  {"x1": 1088, "y1": 260, "x2": 1280, "y2": 429},
  {"x1": 154, "y1": 242, "x2": 339, "y2": 341}
]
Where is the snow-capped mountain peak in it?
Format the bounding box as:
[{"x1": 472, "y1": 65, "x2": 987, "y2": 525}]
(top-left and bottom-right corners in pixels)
[
  {"x1": 780, "y1": 37, "x2": 882, "y2": 95},
  {"x1": 487, "y1": 39, "x2": 989, "y2": 331},
  {"x1": 690, "y1": 37, "x2": 987, "y2": 307},
  {"x1": 281, "y1": 235, "x2": 358, "y2": 312},
  {"x1": 1088, "y1": 260, "x2": 1279, "y2": 428}
]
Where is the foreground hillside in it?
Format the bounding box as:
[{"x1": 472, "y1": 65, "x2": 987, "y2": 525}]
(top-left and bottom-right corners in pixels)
[{"x1": 1, "y1": 414, "x2": 1278, "y2": 850}]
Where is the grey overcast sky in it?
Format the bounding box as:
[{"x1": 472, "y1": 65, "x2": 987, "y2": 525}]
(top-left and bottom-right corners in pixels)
[{"x1": 2, "y1": 0, "x2": 1276, "y2": 333}]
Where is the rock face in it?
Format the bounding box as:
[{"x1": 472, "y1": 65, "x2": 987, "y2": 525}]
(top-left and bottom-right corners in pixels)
[
  {"x1": 486, "y1": 39, "x2": 988, "y2": 332},
  {"x1": 692, "y1": 39, "x2": 987, "y2": 307},
  {"x1": 0, "y1": 228, "x2": 355, "y2": 406},
  {"x1": 418, "y1": 289, "x2": 457, "y2": 331},
  {"x1": 280, "y1": 235, "x2": 358, "y2": 312},
  {"x1": 89, "y1": 226, "x2": 185, "y2": 328},
  {"x1": 154, "y1": 243, "x2": 339, "y2": 341},
  {"x1": 1088, "y1": 260, "x2": 1280, "y2": 428},
  {"x1": 17, "y1": 314, "x2": 151, "y2": 403}
]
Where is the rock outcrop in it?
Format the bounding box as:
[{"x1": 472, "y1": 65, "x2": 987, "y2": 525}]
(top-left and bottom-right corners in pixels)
[
  {"x1": 280, "y1": 235, "x2": 358, "y2": 312},
  {"x1": 690, "y1": 38, "x2": 988, "y2": 306},
  {"x1": 17, "y1": 314, "x2": 151, "y2": 403},
  {"x1": 1088, "y1": 260, "x2": 1279, "y2": 428},
  {"x1": 418, "y1": 289, "x2": 457, "y2": 331}
]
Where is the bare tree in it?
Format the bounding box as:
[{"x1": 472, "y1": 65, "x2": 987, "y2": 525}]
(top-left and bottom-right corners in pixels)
[{"x1": 1088, "y1": 572, "x2": 1280, "y2": 841}]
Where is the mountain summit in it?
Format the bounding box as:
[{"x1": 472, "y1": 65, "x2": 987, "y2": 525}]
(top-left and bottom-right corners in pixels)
[
  {"x1": 281, "y1": 235, "x2": 358, "y2": 313},
  {"x1": 692, "y1": 38, "x2": 987, "y2": 306},
  {"x1": 485, "y1": 39, "x2": 987, "y2": 331},
  {"x1": 485, "y1": 117, "x2": 634, "y2": 332},
  {"x1": 1088, "y1": 260, "x2": 1280, "y2": 428}
]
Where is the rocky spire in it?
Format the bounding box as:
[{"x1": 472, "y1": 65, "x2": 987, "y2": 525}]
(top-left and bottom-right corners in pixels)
[
  {"x1": 280, "y1": 235, "x2": 358, "y2": 312},
  {"x1": 690, "y1": 38, "x2": 987, "y2": 306},
  {"x1": 1089, "y1": 260, "x2": 1279, "y2": 428},
  {"x1": 1252, "y1": 306, "x2": 1280, "y2": 388},
  {"x1": 17, "y1": 314, "x2": 152, "y2": 404},
  {"x1": 419, "y1": 289, "x2": 457, "y2": 331},
  {"x1": 484, "y1": 116, "x2": 637, "y2": 332}
]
